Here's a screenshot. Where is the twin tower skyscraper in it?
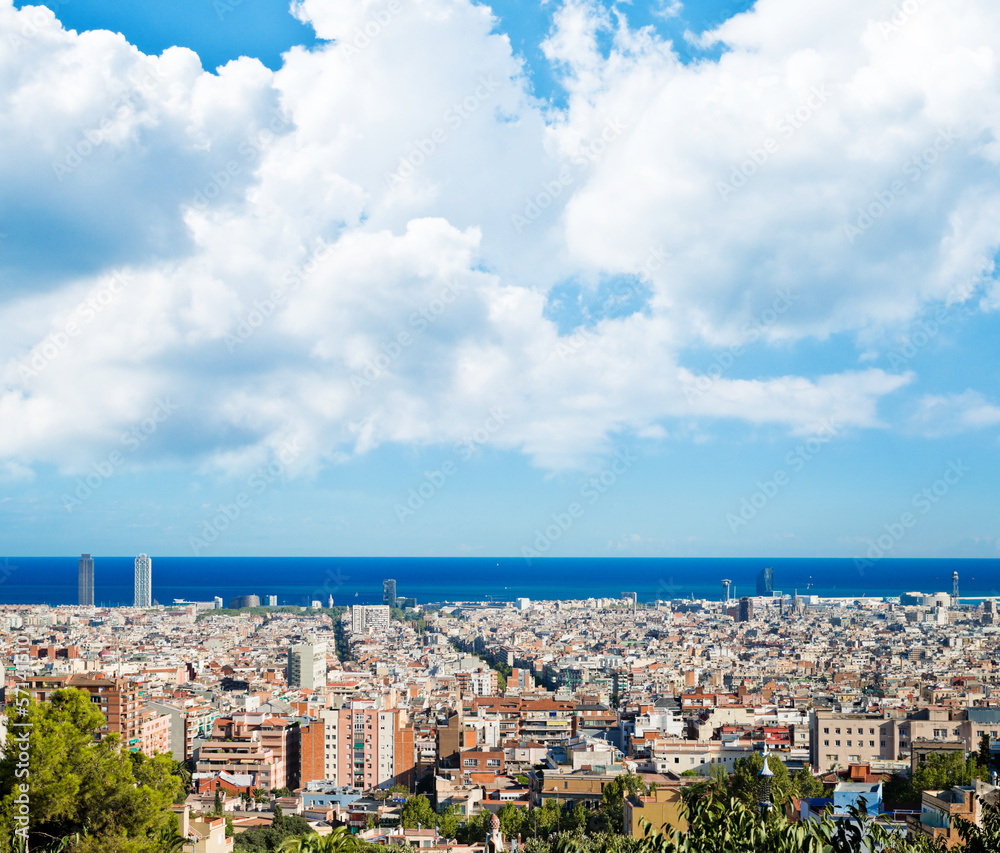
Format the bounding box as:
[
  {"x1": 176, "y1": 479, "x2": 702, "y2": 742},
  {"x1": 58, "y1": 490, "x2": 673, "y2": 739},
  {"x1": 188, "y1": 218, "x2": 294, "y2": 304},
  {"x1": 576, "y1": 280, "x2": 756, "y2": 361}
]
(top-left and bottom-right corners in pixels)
[{"x1": 77, "y1": 553, "x2": 152, "y2": 607}]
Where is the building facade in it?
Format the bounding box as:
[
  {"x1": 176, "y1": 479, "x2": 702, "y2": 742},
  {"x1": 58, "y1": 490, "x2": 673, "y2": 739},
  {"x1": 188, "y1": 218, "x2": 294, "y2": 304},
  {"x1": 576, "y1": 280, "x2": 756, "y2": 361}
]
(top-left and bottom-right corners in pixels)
[
  {"x1": 287, "y1": 640, "x2": 327, "y2": 690},
  {"x1": 134, "y1": 553, "x2": 152, "y2": 607},
  {"x1": 78, "y1": 554, "x2": 94, "y2": 606}
]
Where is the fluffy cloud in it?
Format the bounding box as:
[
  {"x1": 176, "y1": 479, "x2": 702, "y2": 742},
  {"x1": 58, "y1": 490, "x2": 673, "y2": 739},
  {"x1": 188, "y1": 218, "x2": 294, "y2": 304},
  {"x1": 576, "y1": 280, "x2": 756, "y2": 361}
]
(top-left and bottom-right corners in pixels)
[{"x1": 0, "y1": 0, "x2": 997, "y2": 477}]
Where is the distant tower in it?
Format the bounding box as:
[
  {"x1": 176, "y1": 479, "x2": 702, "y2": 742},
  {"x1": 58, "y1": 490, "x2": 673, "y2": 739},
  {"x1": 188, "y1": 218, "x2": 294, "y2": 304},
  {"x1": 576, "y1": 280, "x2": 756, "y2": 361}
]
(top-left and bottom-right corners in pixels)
[
  {"x1": 953, "y1": 571, "x2": 959, "y2": 602},
  {"x1": 78, "y1": 554, "x2": 94, "y2": 606},
  {"x1": 721, "y1": 579, "x2": 732, "y2": 603},
  {"x1": 756, "y1": 566, "x2": 774, "y2": 596},
  {"x1": 134, "y1": 554, "x2": 152, "y2": 608},
  {"x1": 738, "y1": 596, "x2": 754, "y2": 623},
  {"x1": 383, "y1": 578, "x2": 397, "y2": 607},
  {"x1": 328, "y1": 594, "x2": 334, "y2": 608}
]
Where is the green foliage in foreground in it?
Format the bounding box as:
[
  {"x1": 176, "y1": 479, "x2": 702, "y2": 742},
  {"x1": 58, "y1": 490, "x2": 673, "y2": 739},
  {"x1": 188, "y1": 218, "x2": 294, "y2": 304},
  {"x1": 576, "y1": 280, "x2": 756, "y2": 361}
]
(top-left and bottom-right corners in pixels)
[
  {"x1": 0, "y1": 689, "x2": 183, "y2": 853},
  {"x1": 505, "y1": 788, "x2": 1000, "y2": 853},
  {"x1": 233, "y1": 814, "x2": 314, "y2": 851}
]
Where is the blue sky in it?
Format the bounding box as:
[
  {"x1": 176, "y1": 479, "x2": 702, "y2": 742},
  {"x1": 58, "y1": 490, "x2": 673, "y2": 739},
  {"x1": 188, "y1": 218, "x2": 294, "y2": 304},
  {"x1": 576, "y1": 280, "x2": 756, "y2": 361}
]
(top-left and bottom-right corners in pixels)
[{"x1": 1, "y1": 0, "x2": 1000, "y2": 560}]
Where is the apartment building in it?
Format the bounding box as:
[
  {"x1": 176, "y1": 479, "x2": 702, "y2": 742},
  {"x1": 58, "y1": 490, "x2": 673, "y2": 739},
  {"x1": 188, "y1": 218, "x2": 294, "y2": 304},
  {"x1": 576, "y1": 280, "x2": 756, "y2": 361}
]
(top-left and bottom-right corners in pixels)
[
  {"x1": 195, "y1": 731, "x2": 278, "y2": 790},
  {"x1": 298, "y1": 701, "x2": 414, "y2": 790},
  {"x1": 147, "y1": 697, "x2": 220, "y2": 761},
  {"x1": 209, "y1": 713, "x2": 298, "y2": 790},
  {"x1": 287, "y1": 639, "x2": 327, "y2": 690},
  {"x1": 352, "y1": 605, "x2": 390, "y2": 634}
]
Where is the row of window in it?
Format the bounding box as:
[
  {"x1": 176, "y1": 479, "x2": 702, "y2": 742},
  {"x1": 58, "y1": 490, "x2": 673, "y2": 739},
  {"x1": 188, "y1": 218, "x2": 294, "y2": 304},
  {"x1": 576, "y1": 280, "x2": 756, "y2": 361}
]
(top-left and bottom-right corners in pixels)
[
  {"x1": 824, "y1": 740, "x2": 881, "y2": 748},
  {"x1": 823, "y1": 727, "x2": 877, "y2": 735}
]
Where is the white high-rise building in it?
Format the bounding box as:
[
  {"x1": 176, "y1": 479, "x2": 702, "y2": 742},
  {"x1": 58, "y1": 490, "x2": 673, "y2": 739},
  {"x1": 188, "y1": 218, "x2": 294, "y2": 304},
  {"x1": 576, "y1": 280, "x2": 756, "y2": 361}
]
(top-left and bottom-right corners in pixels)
[
  {"x1": 134, "y1": 553, "x2": 152, "y2": 607},
  {"x1": 352, "y1": 604, "x2": 390, "y2": 634},
  {"x1": 287, "y1": 639, "x2": 327, "y2": 689}
]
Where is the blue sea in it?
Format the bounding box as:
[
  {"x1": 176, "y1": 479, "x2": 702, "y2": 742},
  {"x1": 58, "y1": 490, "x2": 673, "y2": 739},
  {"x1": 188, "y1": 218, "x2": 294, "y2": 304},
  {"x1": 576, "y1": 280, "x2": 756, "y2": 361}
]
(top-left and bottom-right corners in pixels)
[{"x1": 0, "y1": 557, "x2": 997, "y2": 607}]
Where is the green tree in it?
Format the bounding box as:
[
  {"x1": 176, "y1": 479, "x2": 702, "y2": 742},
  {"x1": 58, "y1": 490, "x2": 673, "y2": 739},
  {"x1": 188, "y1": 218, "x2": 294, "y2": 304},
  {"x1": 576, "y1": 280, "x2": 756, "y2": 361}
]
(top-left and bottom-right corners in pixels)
[
  {"x1": 0, "y1": 689, "x2": 182, "y2": 853},
  {"x1": 979, "y1": 734, "x2": 992, "y2": 770},
  {"x1": 213, "y1": 788, "x2": 224, "y2": 817},
  {"x1": 637, "y1": 789, "x2": 937, "y2": 853},
  {"x1": 792, "y1": 767, "x2": 826, "y2": 799},
  {"x1": 913, "y1": 751, "x2": 987, "y2": 793},
  {"x1": 957, "y1": 794, "x2": 1000, "y2": 853},
  {"x1": 279, "y1": 826, "x2": 360, "y2": 852},
  {"x1": 729, "y1": 752, "x2": 792, "y2": 807},
  {"x1": 272, "y1": 787, "x2": 294, "y2": 798},
  {"x1": 497, "y1": 803, "x2": 524, "y2": 838},
  {"x1": 456, "y1": 810, "x2": 492, "y2": 844},
  {"x1": 400, "y1": 795, "x2": 436, "y2": 829},
  {"x1": 273, "y1": 802, "x2": 285, "y2": 831},
  {"x1": 437, "y1": 805, "x2": 460, "y2": 840},
  {"x1": 595, "y1": 773, "x2": 646, "y2": 833}
]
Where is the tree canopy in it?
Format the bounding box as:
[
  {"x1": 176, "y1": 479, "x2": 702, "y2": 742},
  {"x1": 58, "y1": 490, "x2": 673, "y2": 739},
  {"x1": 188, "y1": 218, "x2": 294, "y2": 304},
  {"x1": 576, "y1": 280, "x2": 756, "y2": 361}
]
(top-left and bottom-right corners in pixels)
[{"x1": 0, "y1": 688, "x2": 182, "y2": 853}]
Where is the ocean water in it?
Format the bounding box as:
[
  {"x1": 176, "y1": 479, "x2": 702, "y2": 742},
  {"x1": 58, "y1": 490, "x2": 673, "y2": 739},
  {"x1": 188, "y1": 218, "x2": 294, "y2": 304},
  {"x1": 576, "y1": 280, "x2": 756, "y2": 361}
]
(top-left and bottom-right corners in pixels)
[{"x1": 0, "y1": 556, "x2": 997, "y2": 607}]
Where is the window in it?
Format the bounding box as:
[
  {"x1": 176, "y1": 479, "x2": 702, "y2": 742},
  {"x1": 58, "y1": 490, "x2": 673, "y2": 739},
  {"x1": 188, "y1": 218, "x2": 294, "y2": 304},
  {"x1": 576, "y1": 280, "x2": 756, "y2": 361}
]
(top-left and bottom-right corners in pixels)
[
  {"x1": 824, "y1": 728, "x2": 829, "y2": 734},
  {"x1": 847, "y1": 728, "x2": 852, "y2": 734},
  {"x1": 674, "y1": 757, "x2": 679, "y2": 764},
  {"x1": 847, "y1": 740, "x2": 852, "y2": 747},
  {"x1": 824, "y1": 740, "x2": 829, "y2": 746},
  {"x1": 835, "y1": 728, "x2": 841, "y2": 734},
  {"x1": 869, "y1": 741, "x2": 875, "y2": 747},
  {"x1": 881, "y1": 740, "x2": 886, "y2": 747},
  {"x1": 836, "y1": 740, "x2": 841, "y2": 746},
  {"x1": 870, "y1": 729, "x2": 875, "y2": 735}
]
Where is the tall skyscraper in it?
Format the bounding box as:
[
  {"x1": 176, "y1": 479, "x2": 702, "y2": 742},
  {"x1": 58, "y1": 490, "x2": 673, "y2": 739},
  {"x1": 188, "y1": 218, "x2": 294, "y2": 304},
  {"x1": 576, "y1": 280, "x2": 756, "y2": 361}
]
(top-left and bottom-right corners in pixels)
[
  {"x1": 134, "y1": 553, "x2": 152, "y2": 607},
  {"x1": 78, "y1": 554, "x2": 94, "y2": 606},
  {"x1": 738, "y1": 596, "x2": 754, "y2": 623},
  {"x1": 756, "y1": 566, "x2": 774, "y2": 596},
  {"x1": 383, "y1": 578, "x2": 397, "y2": 607}
]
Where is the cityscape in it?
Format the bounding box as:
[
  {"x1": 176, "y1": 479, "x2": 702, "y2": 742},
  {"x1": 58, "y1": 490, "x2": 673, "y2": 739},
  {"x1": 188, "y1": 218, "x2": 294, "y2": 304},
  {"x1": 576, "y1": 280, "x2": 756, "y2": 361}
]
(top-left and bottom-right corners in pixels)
[
  {"x1": 3, "y1": 0, "x2": 1000, "y2": 850},
  {"x1": 2, "y1": 558, "x2": 1000, "y2": 850}
]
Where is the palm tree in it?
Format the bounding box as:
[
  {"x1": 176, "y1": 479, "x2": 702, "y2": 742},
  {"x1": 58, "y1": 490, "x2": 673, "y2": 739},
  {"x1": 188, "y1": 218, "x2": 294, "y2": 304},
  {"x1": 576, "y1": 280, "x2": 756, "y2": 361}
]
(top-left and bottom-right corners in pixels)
[
  {"x1": 171, "y1": 759, "x2": 193, "y2": 792},
  {"x1": 279, "y1": 826, "x2": 359, "y2": 853},
  {"x1": 155, "y1": 826, "x2": 189, "y2": 852}
]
